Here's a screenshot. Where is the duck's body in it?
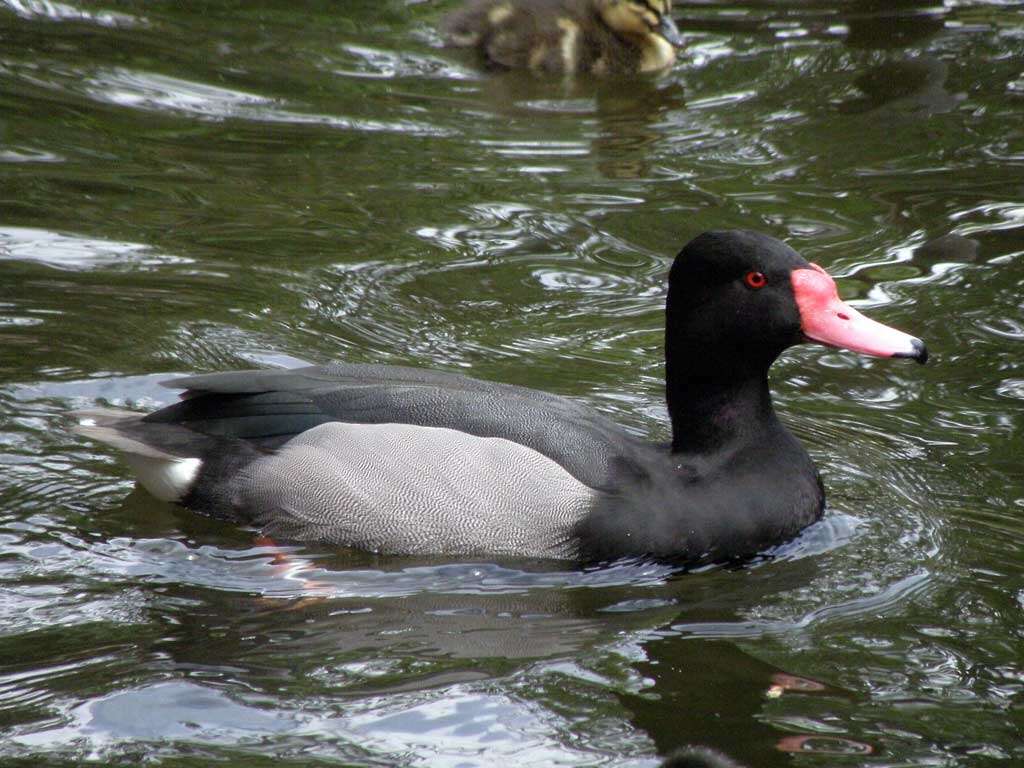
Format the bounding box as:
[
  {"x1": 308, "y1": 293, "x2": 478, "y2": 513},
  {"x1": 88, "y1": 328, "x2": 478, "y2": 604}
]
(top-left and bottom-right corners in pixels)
[
  {"x1": 75, "y1": 231, "x2": 926, "y2": 564},
  {"x1": 442, "y1": 0, "x2": 682, "y2": 75},
  {"x1": 76, "y1": 361, "x2": 817, "y2": 562}
]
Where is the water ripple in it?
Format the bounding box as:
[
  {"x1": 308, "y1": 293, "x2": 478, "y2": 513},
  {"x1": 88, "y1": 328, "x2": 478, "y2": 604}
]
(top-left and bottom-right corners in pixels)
[
  {"x1": 65, "y1": 67, "x2": 454, "y2": 136},
  {"x1": 670, "y1": 571, "x2": 934, "y2": 640},
  {"x1": 332, "y1": 44, "x2": 478, "y2": 81},
  {"x1": 0, "y1": 226, "x2": 186, "y2": 271},
  {"x1": 1, "y1": 0, "x2": 142, "y2": 27}
]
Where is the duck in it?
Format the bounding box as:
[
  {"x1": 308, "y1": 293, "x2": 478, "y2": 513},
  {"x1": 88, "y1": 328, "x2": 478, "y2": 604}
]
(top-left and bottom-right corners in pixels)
[
  {"x1": 441, "y1": 0, "x2": 683, "y2": 75},
  {"x1": 74, "y1": 231, "x2": 927, "y2": 564}
]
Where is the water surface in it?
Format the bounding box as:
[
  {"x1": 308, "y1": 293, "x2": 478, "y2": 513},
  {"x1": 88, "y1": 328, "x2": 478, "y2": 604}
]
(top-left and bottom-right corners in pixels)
[{"x1": 1, "y1": 1, "x2": 1023, "y2": 765}]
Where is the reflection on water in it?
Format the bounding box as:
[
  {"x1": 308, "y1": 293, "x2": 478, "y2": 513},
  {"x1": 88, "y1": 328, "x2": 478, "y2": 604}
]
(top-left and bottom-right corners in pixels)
[
  {"x1": 1, "y1": 0, "x2": 1023, "y2": 765},
  {"x1": 0, "y1": 226, "x2": 187, "y2": 271},
  {"x1": 3, "y1": 0, "x2": 140, "y2": 27}
]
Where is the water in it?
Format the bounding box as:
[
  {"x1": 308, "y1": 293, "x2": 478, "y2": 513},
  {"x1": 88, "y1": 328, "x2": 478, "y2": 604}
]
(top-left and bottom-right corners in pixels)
[{"x1": 1, "y1": 1, "x2": 1022, "y2": 765}]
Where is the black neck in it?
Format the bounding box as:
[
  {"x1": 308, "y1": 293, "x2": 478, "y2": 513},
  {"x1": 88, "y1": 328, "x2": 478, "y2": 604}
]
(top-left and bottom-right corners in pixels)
[{"x1": 665, "y1": 366, "x2": 776, "y2": 454}]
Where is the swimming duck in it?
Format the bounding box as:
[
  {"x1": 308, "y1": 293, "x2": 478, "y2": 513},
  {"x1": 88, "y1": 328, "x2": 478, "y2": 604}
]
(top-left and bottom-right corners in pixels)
[
  {"x1": 74, "y1": 231, "x2": 926, "y2": 563},
  {"x1": 441, "y1": 0, "x2": 683, "y2": 75}
]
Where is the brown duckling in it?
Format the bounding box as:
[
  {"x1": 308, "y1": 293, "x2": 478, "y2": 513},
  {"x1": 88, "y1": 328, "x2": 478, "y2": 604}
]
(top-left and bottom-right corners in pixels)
[{"x1": 442, "y1": 0, "x2": 683, "y2": 75}]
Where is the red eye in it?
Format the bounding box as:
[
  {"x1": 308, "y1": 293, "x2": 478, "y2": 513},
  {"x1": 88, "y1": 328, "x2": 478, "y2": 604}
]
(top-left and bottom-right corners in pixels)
[{"x1": 744, "y1": 271, "x2": 767, "y2": 289}]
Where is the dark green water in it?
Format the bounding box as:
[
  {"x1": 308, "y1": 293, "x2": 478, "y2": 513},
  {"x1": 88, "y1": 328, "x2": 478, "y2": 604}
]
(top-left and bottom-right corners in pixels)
[{"x1": 2, "y1": 1, "x2": 1023, "y2": 765}]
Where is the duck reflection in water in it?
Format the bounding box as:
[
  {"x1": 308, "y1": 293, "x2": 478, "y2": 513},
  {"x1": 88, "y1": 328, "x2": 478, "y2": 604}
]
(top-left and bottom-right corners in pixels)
[{"x1": 140, "y1": 532, "x2": 850, "y2": 766}]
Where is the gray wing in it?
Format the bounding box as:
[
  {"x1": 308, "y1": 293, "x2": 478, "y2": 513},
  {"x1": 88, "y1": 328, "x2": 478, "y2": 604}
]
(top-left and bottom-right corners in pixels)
[{"x1": 149, "y1": 363, "x2": 649, "y2": 490}]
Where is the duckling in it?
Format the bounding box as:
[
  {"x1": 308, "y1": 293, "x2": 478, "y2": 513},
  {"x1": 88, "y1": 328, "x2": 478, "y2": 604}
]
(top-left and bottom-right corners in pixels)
[{"x1": 442, "y1": 0, "x2": 683, "y2": 75}]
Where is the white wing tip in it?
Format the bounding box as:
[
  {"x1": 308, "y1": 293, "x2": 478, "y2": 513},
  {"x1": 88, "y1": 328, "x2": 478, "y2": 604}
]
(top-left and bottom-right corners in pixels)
[{"x1": 125, "y1": 455, "x2": 202, "y2": 502}]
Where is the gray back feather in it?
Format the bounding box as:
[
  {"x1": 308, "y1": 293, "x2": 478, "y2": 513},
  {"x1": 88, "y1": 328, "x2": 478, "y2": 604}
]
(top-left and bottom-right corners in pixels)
[{"x1": 159, "y1": 363, "x2": 651, "y2": 490}]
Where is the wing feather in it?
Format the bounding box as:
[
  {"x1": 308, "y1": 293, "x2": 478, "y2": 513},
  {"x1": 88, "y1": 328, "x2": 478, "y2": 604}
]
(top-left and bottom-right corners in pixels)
[{"x1": 150, "y1": 363, "x2": 649, "y2": 489}]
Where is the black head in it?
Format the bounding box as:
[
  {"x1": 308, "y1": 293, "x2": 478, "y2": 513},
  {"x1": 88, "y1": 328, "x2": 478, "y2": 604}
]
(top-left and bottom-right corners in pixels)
[
  {"x1": 666, "y1": 230, "x2": 810, "y2": 379},
  {"x1": 665, "y1": 230, "x2": 927, "y2": 384}
]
